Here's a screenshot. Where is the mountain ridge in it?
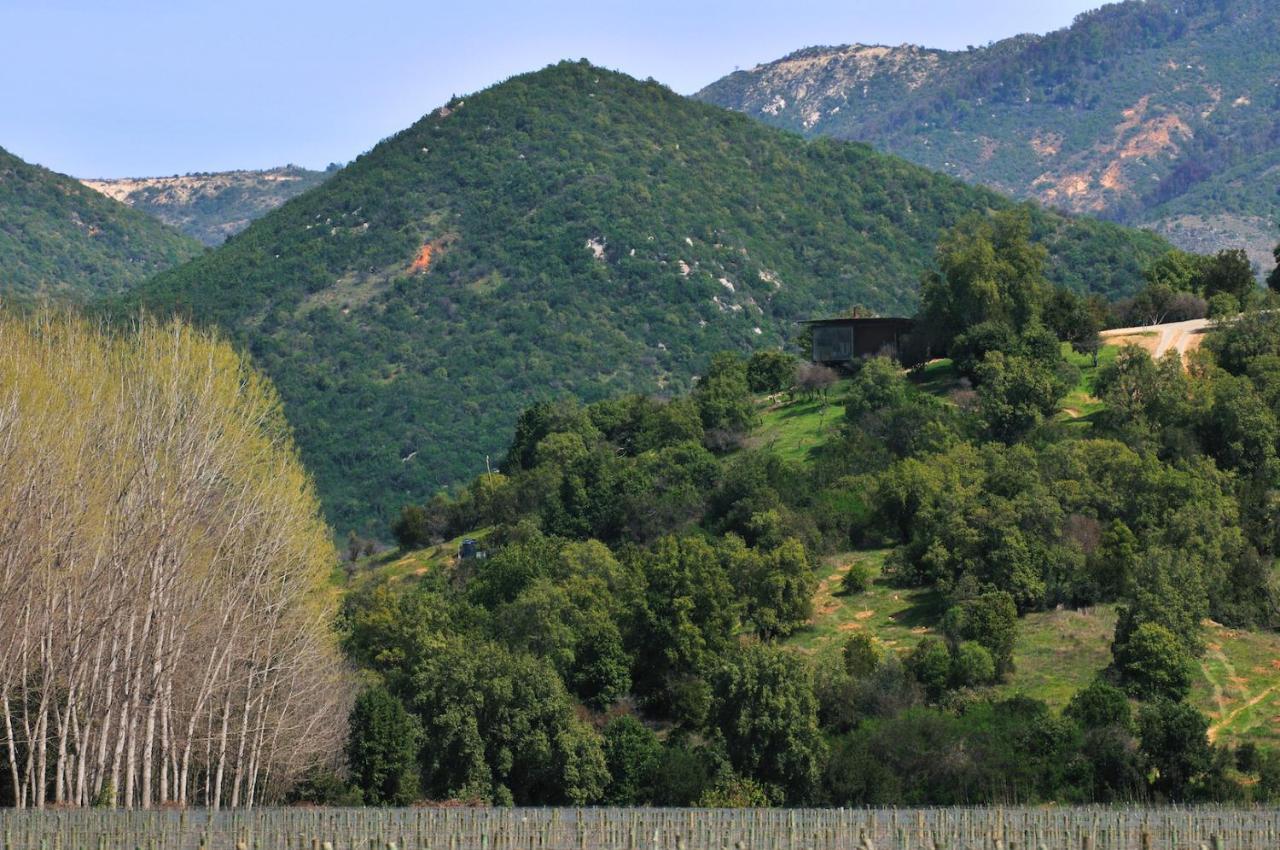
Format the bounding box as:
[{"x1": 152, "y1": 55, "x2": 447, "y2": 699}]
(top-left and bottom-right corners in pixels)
[
  {"x1": 81, "y1": 165, "x2": 334, "y2": 246},
  {"x1": 696, "y1": 0, "x2": 1280, "y2": 276}
]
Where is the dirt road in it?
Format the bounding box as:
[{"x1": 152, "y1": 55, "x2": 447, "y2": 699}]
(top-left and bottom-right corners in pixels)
[{"x1": 1101, "y1": 317, "x2": 1211, "y2": 358}]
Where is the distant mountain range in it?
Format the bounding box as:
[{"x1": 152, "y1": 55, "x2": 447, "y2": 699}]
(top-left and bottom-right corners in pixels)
[
  {"x1": 82, "y1": 165, "x2": 334, "y2": 246},
  {"x1": 697, "y1": 0, "x2": 1280, "y2": 276},
  {"x1": 0, "y1": 146, "x2": 202, "y2": 298},
  {"x1": 127, "y1": 61, "x2": 1170, "y2": 534}
]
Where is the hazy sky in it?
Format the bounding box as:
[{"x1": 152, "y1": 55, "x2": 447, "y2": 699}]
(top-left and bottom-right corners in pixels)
[{"x1": 1, "y1": 0, "x2": 1104, "y2": 177}]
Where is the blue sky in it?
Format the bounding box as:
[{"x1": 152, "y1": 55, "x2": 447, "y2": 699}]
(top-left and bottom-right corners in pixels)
[{"x1": 1, "y1": 0, "x2": 1104, "y2": 177}]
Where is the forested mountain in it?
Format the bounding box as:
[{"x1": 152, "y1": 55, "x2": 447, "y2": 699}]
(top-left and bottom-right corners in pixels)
[
  {"x1": 132, "y1": 60, "x2": 1171, "y2": 535},
  {"x1": 696, "y1": 0, "x2": 1280, "y2": 275},
  {"x1": 82, "y1": 165, "x2": 335, "y2": 246},
  {"x1": 0, "y1": 146, "x2": 202, "y2": 298}
]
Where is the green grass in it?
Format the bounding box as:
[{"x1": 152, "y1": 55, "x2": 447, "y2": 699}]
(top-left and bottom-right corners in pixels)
[
  {"x1": 750, "y1": 385, "x2": 849, "y2": 463},
  {"x1": 911, "y1": 358, "x2": 962, "y2": 396},
  {"x1": 1058, "y1": 342, "x2": 1121, "y2": 424},
  {"x1": 999, "y1": 605, "x2": 1119, "y2": 709},
  {"x1": 334, "y1": 529, "x2": 492, "y2": 589},
  {"x1": 1196, "y1": 621, "x2": 1280, "y2": 747},
  {"x1": 785, "y1": 550, "x2": 944, "y2": 656}
]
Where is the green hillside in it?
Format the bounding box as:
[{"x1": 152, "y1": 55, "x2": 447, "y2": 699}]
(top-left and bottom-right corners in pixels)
[
  {"x1": 0, "y1": 146, "x2": 203, "y2": 298},
  {"x1": 697, "y1": 0, "x2": 1280, "y2": 275},
  {"x1": 133, "y1": 61, "x2": 1170, "y2": 535}
]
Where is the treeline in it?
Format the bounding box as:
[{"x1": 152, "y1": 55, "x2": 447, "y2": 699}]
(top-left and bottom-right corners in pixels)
[
  {"x1": 333, "y1": 211, "x2": 1280, "y2": 807},
  {"x1": 0, "y1": 312, "x2": 349, "y2": 810}
]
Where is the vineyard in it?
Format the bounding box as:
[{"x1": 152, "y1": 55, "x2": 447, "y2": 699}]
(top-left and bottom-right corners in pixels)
[{"x1": 1, "y1": 808, "x2": 1278, "y2": 850}]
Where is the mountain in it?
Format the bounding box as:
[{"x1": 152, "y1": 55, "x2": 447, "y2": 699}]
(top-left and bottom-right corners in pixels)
[
  {"x1": 132, "y1": 61, "x2": 1170, "y2": 535},
  {"x1": 696, "y1": 0, "x2": 1280, "y2": 276},
  {"x1": 82, "y1": 165, "x2": 336, "y2": 246},
  {"x1": 0, "y1": 146, "x2": 203, "y2": 298}
]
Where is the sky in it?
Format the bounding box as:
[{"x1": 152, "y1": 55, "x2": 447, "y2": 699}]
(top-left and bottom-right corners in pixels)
[{"x1": 0, "y1": 0, "x2": 1105, "y2": 178}]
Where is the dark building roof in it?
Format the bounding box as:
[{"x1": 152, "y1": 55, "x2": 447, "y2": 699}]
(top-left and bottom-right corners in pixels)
[{"x1": 798, "y1": 316, "x2": 914, "y2": 328}]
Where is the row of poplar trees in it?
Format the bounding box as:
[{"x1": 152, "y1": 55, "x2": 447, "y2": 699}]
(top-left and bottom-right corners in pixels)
[{"x1": 0, "y1": 312, "x2": 350, "y2": 809}]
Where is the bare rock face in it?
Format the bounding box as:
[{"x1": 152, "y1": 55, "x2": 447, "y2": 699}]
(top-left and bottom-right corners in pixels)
[{"x1": 82, "y1": 165, "x2": 332, "y2": 246}]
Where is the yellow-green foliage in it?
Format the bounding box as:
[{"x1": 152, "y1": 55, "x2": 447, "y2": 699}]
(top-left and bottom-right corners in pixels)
[{"x1": 0, "y1": 310, "x2": 348, "y2": 809}]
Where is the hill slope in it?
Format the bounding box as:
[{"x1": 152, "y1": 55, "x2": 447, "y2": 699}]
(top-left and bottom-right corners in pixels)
[
  {"x1": 696, "y1": 0, "x2": 1280, "y2": 275},
  {"x1": 134, "y1": 61, "x2": 1170, "y2": 534},
  {"x1": 0, "y1": 146, "x2": 203, "y2": 298},
  {"x1": 82, "y1": 165, "x2": 334, "y2": 246}
]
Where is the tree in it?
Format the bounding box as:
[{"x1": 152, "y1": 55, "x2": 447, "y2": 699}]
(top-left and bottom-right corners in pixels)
[
  {"x1": 601, "y1": 716, "x2": 661, "y2": 804},
  {"x1": 710, "y1": 644, "x2": 825, "y2": 803},
  {"x1": 392, "y1": 504, "x2": 432, "y2": 549},
  {"x1": 1198, "y1": 248, "x2": 1256, "y2": 304},
  {"x1": 920, "y1": 207, "x2": 1049, "y2": 353},
  {"x1": 633, "y1": 535, "x2": 735, "y2": 705},
  {"x1": 1138, "y1": 699, "x2": 1212, "y2": 801},
  {"x1": 950, "y1": 641, "x2": 996, "y2": 688},
  {"x1": 411, "y1": 637, "x2": 607, "y2": 804},
  {"x1": 0, "y1": 312, "x2": 349, "y2": 809},
  {"x1": 746, "y1": 350, "x2": 797, "y2": 393},
  {"x1": 906, "y1": 638, "x2": 953, "y2": 700},
  {"x1": 741, "y1": 538, "x2": 816, "y2": 639},
  {"x1": 1268, "y1": 243, "x2": 1280, "y2": 293},
  {"x1": 942, "y1": 592, "x2": 1018, "y2": 677},
  {"x1": 842, "y1": 633, "x2": 882, "y2": 679},
  {"x1": 346, "y1": 686, "x2": 422, "y2": 806},
  {"x1": 975, "y1": 351, "x2": 1067, "y2": 441},
  {"x1": 694, "y1": 352, "x2": 754, "y2": 450},
  {"x1": 1064, "y1": 678, "x2": 1133, "y2": 732},
  {"x1": 1113, "y1": 622, "x2": 1193, "y2": 700}
]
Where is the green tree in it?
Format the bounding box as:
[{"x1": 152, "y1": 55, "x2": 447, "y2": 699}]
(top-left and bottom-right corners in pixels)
[
  {"x1": 1198, "y1": 248, "x2": 1256, "y2": 304},
  {"x1": 949, "y1": 641, "x2": 996, "y2": 688},
  {"x1": 1064, "y1": 678, "x2": 1133, "y2": 732},
  {"x1": 1138, "y1": 699, "x2": 1213, "y2": 801},
  {"x1": 919, "y1": 208, "x2": 1050, "y2": 352},
  {"x1": 746, "y1": 350, "x2": 798, "y2": 393},
  {"x1": 391, "y1": 504, "x2": 432, "y2": 550},
  {"x1": 346, "y1": 685, "x2": 422, "y2": 806},
  {"x1": 942, "y1": 591, "x2": 1019, "y2": 676},
  {"x1": 741, "y1": 537, "x2": 816, "y2": 639},
  {"x1": 601, "y1": 715, "x2": 661, "y2": 804},
  {"x1": 842, "y1": 633, "x2": 882, "y2": 679},
  {"x1": 694, "y1": 352, "x2": 754, "y2": 450},
  {"x1": 633, "y1": 535, "x2": 736, "y2": 705},
  {"x1": 410, "y1": 638, "x2": 607, "y2": 804},
  {"x1": 906, "y1": 637, "x2": 953, "y2": 700},
  {"x1": 975, "y1": 351, "x2": 1066, "y2": 441},
  {"x1": 1113, "y1": 621, "x2": 1193, "y2": 700},
  {"x1": 1268, "y1": 243, "x2": 1280, "y2": 293},
  {"x1": 710, "y1": 644, "x2": 825, "y2": 803}
]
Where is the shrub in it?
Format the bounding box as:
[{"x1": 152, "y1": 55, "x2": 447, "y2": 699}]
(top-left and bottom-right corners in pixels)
[{"x1": 841, "y1": 560, "x2": 876, "y2": 595}]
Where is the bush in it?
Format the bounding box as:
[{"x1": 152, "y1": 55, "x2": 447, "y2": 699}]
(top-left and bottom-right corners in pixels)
[
  {"x1": 1114, "y1": 621, "x2": 1193, "y2": 700},
  {"x1": 391, "y1": 504, "x2": 432, "y2": 550},
  {"x1": 841, "y1": 560, "x2": 876, "y2": 595},
  {"x1": 950, "y1": 641, "x2": 996, "y2": 688},
  {"x1": 1206, "y1": 291, "x2": 1239, "y2": 320}
]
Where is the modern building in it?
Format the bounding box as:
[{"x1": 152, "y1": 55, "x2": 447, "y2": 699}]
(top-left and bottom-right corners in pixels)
[{"x1": 801, "y1": 317, "x2": 916, "y2": 365}]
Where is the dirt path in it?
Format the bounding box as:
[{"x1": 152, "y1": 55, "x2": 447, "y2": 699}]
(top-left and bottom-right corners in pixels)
[{"x1": 1101, "y1": 317, "x2": 1211, "y2": 358}]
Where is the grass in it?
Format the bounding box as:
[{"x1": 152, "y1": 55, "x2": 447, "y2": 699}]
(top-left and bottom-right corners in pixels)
[
  {"x1": 334, "y1": 529, "x2": 491, "y2": 589},
  {"x1": 792, "y1": 559, "x2": 1280, "y2": 747},
  {"x1": 998, "y1": 605, "x2": 1119, "y2": 709},
  {"x1": 786, "y1": 550, "x2": 944, "y2": 656},
  {"x1": 1058, "y1": 342, "x2": 1120, "y2": 424},
  {"x1": 1196, "y1": 621, "x2": 1280, "y2": 747},
  {"x1": 750, "y1": 384, "x2": 849, "y2": 463},
  {"x1": 911, "y1": 357, "x2": 962, "y2": 395}
]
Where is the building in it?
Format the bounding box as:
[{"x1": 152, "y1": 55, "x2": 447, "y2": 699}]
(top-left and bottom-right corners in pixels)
[{"x1": 802, "y1": 317, "x2": 916, "y2": 365}]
